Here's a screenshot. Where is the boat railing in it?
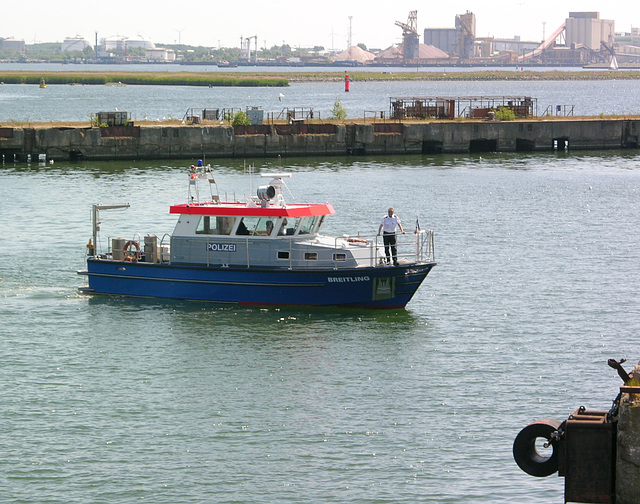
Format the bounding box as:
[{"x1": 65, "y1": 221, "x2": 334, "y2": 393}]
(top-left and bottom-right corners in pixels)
[
  {"x1": 159, "y1": 234, "x2": 171, "y2": 264},
  {"x1": 378, "y1": 229, "x2": 435, "y2": 264},
  {"x1": 337, "y1": 229, "x2": 435, "y2": 267}
]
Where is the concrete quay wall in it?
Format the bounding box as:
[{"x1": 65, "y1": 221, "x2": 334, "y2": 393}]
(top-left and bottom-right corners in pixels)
[
  {"x1": 616, "y1": 392, "x2": 640, "y2": 504},
  {"x1": 1, "y1": 118, "x2": 638, "y2": 162}
]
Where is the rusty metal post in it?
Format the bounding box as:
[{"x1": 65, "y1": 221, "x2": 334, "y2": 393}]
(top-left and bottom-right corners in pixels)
[{"x1": 562, "y1": 408, "x2": 615, "y2": 504}]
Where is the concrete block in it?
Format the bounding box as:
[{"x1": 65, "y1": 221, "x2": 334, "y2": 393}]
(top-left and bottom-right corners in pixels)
[
  {"x1": 403, "y1": 123, "x2": 426, "y2": 142},
  {"x1": 352, "y1": 124, "x2": 375, "y2": 144}
]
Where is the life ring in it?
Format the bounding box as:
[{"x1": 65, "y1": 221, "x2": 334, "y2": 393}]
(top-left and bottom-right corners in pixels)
[
  {"x1": 123, "y1": 240, "x2": 141, "y2": 262},
  {"x1": 348, "y1": 237, "x2": 367, "y2": 244},
  {"x1": 512, "y1": 419, "x2": 562, "y2": 477}
]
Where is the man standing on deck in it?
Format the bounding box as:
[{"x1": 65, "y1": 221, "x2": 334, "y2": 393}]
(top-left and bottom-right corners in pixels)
[{"x1": 377, "y1": 207, "x2": 405, "y2": 266}]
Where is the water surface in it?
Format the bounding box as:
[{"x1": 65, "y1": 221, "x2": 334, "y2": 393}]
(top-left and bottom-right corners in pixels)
[
  {"x1": 1, "y1": 77, "x2": 638, "y2": 122},
  {"x1": 2, "y1": 152, "x2": 639, "y2": 502}
]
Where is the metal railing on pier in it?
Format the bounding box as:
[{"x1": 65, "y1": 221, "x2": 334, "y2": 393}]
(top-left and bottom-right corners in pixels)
[{"x1": 541, "y1": 104, "x2": 575, "y2": 117}]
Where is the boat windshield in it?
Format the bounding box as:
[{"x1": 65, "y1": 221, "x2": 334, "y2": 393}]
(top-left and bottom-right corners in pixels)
[
  {"x1": 235, "y1": 217, "x2": 274, "y2": 236},
  {"x1": 299, "y1": 216, "x2": 319, "y2": 235},
  {"x1": 231, "y1": 215, "x2": 322, "y2": 237}
]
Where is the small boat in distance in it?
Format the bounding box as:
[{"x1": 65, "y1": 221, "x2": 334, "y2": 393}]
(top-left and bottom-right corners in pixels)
[
  {"x1": 609, "y1": 55, "x2": 619, "y2": 71},
  {"x1": 39, "y1": 78, "x2": 46, "y2": 88},
  {"x1": 78, "y1": 166, "x2": 436, "y2": 308}
]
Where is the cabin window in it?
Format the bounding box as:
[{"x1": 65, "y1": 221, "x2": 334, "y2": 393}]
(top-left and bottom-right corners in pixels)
[
  {"x1": 304, "y1": 252, "x2": 318, "y2": 260},
  {"x1": 235, "y1": 217, "x2": 274, "y2": 236},
  {"x1": 276, "y1": 217, "x2": 290, "y2": 236},
  {"x1": 287, "y1": 217, "x2": 302, "y2": 235},
  {"x1": 333, "y1": 253, "x2": 346, "y2": 261},
  {"x1": 261, "y1": 218, "x2": 275, "y2": 236},
  {"x1": 197, "y1": 216, "x2": 236, "y2": 235},
  {"x1": 235, "y1": 218, "x2": 251, "y2": 235},
  {"x1": 279, "y1": 217, "x2": 296, "y2": 236},
  {"x1": 299, "y1": 216, "x2": 318, "y2": 235},
  {"x1": 277, "y1": 251, "x2": 290, "y2": 259}
]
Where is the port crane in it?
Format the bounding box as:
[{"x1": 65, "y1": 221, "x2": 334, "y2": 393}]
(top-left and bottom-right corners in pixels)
[
  {"x1": 395, "y1": 10, "x2": 419, "y2": 60},
  {"x1": 240, "y1": 35, "x2": 258, "y2": 63}
]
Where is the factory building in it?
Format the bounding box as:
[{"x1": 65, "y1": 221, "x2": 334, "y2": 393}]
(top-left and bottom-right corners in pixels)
[
  {"x1": 145, "y1": 48, "x2": 176, "y2": 62},
  {"x1": 565, "y1": 12, "x2": 615, "y2": 50},
  {"x1": 423, "y1": 29, "x2": 457, "y2": 55},
  {"x1": 101, "y1": 36, "x2": 155, "y2": 52},
  {"x1": 517, "y1": 11, "x2": 617, "y2": 65},
  {"x1": 455, "y1": 12, "x2": 476, "y2": 58},
  {"x1": 423, "y1": 11, "x2": 476, "y2": 58},
  {"x1": 422, "y1": 10, "x2": 618, "y2": 65},
  {"x1": 0, "y1": 37, "x2": 26, "y2": 54},
  {"x1": 124, "y1": 36, "x2": 155, "y2": 50},
  {"x1": 62, "y1": 37, "x2": 90, "y2": 52}
]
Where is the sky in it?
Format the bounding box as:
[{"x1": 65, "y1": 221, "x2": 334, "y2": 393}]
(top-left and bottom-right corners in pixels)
[{"x1": 2, "y1": 1, "x2": 638, "y2": 50}]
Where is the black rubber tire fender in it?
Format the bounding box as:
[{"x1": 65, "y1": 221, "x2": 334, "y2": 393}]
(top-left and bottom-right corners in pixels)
[{"x1": 513, "y1": 419, "x2": 562, "y2": 477}]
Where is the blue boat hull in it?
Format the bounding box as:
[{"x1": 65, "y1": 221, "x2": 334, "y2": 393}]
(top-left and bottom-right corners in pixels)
[{"x1": 80, "y1": 258, "x2": 435, "y2": 308}]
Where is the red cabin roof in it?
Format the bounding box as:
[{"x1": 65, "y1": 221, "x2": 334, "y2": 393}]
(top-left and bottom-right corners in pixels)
[{"x1": 170, "y1": 202, "x2": 335, "y2": 217}]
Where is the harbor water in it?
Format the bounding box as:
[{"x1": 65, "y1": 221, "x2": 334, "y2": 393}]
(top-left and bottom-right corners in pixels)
[
  {"x1": 1, "y1": 67, "x2": 640, "y2": 122},
  {"x1": 2, "y1": 151, "x2": 640, "y2": 503}
]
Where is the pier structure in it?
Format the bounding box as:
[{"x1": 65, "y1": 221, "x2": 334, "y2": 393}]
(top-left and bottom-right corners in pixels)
[
  {"x1": 0, "y1": 118, "x2": 639, "y2": 162},
  {"x1": 514, "y1": 358, "x2": 640, "y2": 504},
  {"x1": 617, "y1": 390, "x2": 640, "y2": 504}
]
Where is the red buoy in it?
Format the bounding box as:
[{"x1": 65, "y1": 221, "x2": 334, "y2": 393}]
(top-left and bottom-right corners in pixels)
[{"x1": 345, "y1": 72, "x2": 350, "y2": 92}]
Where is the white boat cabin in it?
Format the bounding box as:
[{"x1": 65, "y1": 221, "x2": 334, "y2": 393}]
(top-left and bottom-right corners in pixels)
[{"x1": 166, "y1": 173, "x2": 380, "y2": 269}]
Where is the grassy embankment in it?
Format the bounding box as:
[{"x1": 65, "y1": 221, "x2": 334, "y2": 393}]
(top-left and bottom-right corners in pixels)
[
  {"x1": 2, "y1": 69, "x2": 640, "y2": 87},
  {"x1": 0, "y1": 71, "x2": 289, "y2": 87}
]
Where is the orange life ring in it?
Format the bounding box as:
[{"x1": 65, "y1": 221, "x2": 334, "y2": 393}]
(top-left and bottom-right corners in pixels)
[
  {"x1": 348, "y1": 237, "x2": 367, "y2": 244},
  {"x1": 123, "y1": 240, "x2": 141, "y2": 262}
]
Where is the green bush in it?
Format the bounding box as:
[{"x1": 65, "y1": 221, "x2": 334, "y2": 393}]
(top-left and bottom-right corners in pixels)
[
  {"x1": 494, "y1": 106, "x2": 516, "y2": 121},
  {"x1": 330, "y1": 99, "x2": 348, "y2": 120},
  {"x1": 232, "y1": 111, "x2": 251, "y2": 126}
]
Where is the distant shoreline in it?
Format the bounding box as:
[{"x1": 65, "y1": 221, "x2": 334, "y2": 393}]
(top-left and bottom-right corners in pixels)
[
  {"x1": 287, "y1": 70, "x2": 640, "y2": 82},
  {"x1": 1, "y1": 70, "x2": 640, "y2": 87}
]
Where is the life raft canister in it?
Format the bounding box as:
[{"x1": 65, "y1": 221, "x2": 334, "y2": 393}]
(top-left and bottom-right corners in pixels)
[
  {"x1": 513, "y1": 418, "x2": 562, "y2": 477},
  {"x1": 123, "y1": 240, "x2": 141, "y2": 262}
]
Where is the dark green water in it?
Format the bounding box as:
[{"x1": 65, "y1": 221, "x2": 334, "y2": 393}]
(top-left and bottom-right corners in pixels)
[{"x1": 2, "y1": 152, "x2": 639, "y2": 503}]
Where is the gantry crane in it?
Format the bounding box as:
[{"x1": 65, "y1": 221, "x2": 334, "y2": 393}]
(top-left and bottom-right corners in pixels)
[
  {"x1": 395, "y1": 10, "x2": 419, "y2": 60},
  {"x1": 244, "y1": 35, "x2": 258, "y2": 63}
]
